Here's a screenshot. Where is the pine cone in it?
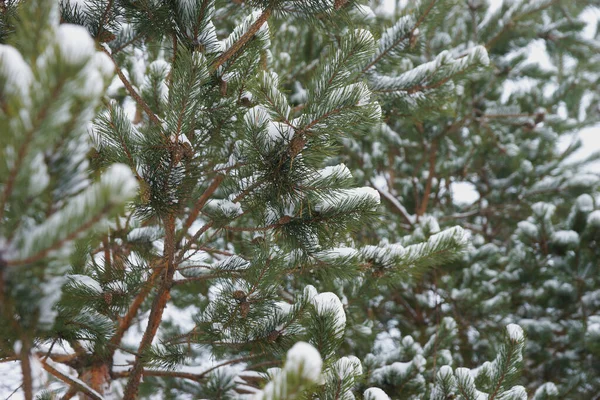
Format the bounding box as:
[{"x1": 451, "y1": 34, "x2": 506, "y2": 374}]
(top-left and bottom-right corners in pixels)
[
  {"x1": 240, "y1": 301, "x2": 250, "y2": 318},
  {"x1": 266, "y1": 330, "x2": 280, "y2": 342},
  {"x1": 233, "y1": 290, "x2": 246, "y2": 300},
  {"x1": 334, "y1": 0, "x2": 349, "y2": 10},
  {"x1": 288, "y1": 133, "x2": 306, "y2": 158}
]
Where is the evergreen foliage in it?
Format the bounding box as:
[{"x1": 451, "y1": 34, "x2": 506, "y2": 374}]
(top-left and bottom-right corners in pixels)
[{"x1": 0, "y1": 0, "x2": 599, "y2": 399}]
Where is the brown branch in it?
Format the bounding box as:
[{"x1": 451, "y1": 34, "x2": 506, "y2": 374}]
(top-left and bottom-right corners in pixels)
[
  {"x1": 61, "y1": 387, "x2": 78, "y2": 400},
  {"x1": 177, "y1": 178, "x2": 263, "y2": 263},
  {"x1": 371, "y1": 181, "x2": 414, "y2": 227},
  {"x1": 109, "y1": 262, "x2": 163, "y2": 350},
  {"x1": 114, "y1": 353, "x2": 262, "y2": 382},
  {"x1": 96, "y1": 0, "x2": 114, "y2": 40},
  {"x1": 112, "y1": 33, "x2": 143, "y2": 55},
  {"x1": 180, "y1": 175, "x2": 225, "y2": 240},
  {"x1": 40, "y1": 359, "x2": 103, "y2": 400},
  {"x1": 211, "y1": 8, "x2": 272, "y2": 70},
  {"x1": 20, "y1": 340, "x2": 33, "y2": 400},
  {"x1": 122, "y1": 215, "x2": 177, "y2": 400},
  {"x1": 101, "y1": 47, "x2": 162, "y2": 126},
  {"x1": 417, "y1": 139, "x2": 438, "y2": 216}
]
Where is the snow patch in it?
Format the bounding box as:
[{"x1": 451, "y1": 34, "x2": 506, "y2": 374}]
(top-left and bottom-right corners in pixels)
[
  {"x1": 312, "y1": 292, "x2": 346, "y2": 336},
  {"x1": 587, "y1": 210, "x2": 600, "y2": 228},
  {"x1": 285, "y1": 342, "x2": 322, "y2": 382},
  {"x1": 56, "y1": 24, "x2": 96, "y2": 65},
  {"x1": 69, "y1": 274, "x2": 102, "y2": 292},
  {"x1": 0, "y1": 44, "x2": 33, "y2": 98},
  {"x1": 551, "y1": 230, "x2": 579, "y2": 247},
  {"x1": 364, "y1": 387, "x2": 391, "y2": 400},
  {"x1": 506, "y1": 323, "x2": 524, "y2": 342}
]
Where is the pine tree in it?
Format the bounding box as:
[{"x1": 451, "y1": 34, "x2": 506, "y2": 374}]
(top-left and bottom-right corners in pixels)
[{"x1": 0, "y1": 0, "x2": 598, "y2": 399}]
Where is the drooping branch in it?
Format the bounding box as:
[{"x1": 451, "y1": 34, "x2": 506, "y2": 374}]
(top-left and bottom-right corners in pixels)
[{"x1": 114, "y1": 353, "x2": 263, "y2": 383}]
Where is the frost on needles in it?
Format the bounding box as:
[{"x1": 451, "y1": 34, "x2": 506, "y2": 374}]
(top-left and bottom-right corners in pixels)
[{"x1": 1, "y1": 0, "x2": 599, "y2": 399}]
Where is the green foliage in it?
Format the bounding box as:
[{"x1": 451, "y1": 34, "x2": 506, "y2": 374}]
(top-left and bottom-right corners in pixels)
[{"x1": 1, "y1": 0, "x2": 599, "y2": 398}]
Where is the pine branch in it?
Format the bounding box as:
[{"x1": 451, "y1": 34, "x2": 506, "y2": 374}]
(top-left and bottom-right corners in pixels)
[
  {"x1": 211, "y1": 8, "x2": 271, "y2": 70},
  {"x1": 361, "y1": 0, "x2": 437, "y2": 74},
  {"x1": 370, "y1": 180, "x2": 414, "y2": 227},
  {"x1": 485, "y1": 0, "x2": 559, "y2": 49},
  {"x1": 0, "y1": 73, "x2": 70, "y2": 222},
  {"x1": 417, "y1": 138, "x2": 438, "y2": 216},
  {"x1": 122, "y1": 215, "x2": 177, "y2": 400},
  {"x1": 40, "y1": 359, "x2": 103, "y2": 400},
  {"x1": 172, "y1": 272, "x2": 237, "y2": 285},
  {"x1": 102, "y1": 47, "x2": 162, "y2": 126},
  {"x1": 114, "y1": 353, "x2": 263, "y2": 382},
  {"x1": 180, "y1": 174, "x2": 225, "y2": 241},
  {"x1": 109, "y1": 264, "x2": 163, "y2": 350},
  {"x1": 0, "y1": 136, "x2": 30, "y2": 223},
  {"x1": 6, "y1": 206, "x2": 109, "y2": 267},
  {"x1": 20, "y1": 340, "x2": 33, "y2": 400}
]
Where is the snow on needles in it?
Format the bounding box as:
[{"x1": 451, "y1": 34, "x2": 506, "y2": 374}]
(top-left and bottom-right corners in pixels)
[
  {"x1": 506, "y1": 323, "x2": 524, "y2": 342},
  {"x1": 256, "y1": 342, "x2": 323, "y2": 399},
  {"x1": 0, "y1": 45, "x2": 33, "y2": 98},
  {"x1": 69, "y1": 274, "x2": 102, "y2": 292},
  {"x1": 285, "y1": 342, "x2": 323, "y2": 382},
  {"x1": 314, "y1": 187, "x2": 380, "y2": 213},
  {"x1": 57, "y1": 24, "x2": 96, "y2": 65},
  {"x1": 312, "y1": 292, "x2": 347, "y2": 337},
  {"x1": 364, "y1": 387, "x2": 391, "y2": 400}
]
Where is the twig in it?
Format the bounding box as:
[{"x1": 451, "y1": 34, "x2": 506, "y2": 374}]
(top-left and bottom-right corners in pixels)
[
  {"x1": 211, "y1": 8, "x2": 272, "y2": 70},
  {"x1": 417, "y1": 139, "x2": 438, "y2": 216},
  {"x1": 370, "y1": 180, "x2": 414, "y2": 227},
  {"x1": 110, "y1": 263, "x2": 163, "y2": 350},
  {"x1": 101, "y1": 47, "x2": 162, "y2": 126},
  {"x1": 122, "y1": 215, "x2": 177, "y2": 400},
  {"x1": 180, "y1": 175, "x2": 225, "y2": 241},
  {"x1": 20, "y1": 340, "x2": 33, "y2": 400},
  {"x1": 40, "y1": 359, "x2": 103, "y2": 400},
  {"x1": 5, "y1": 384, "x2": 23, "y2": 400}
]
